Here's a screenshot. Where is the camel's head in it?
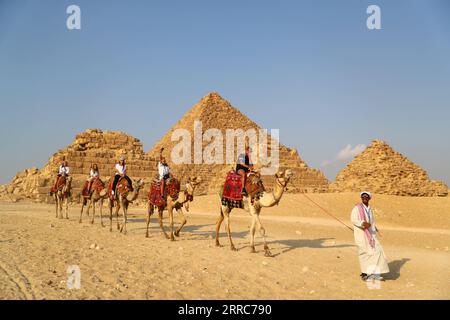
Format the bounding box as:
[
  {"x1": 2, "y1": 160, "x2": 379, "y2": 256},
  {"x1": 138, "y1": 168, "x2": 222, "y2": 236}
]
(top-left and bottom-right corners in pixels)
[
  {"x1": 185, "y1": 176, "x2": 202, "y2": 195},
  {"x1": 135, "y1": 178, "x2": 144, "y2": 188},
  {"x1": 275, "y1": 169, "x2": 293, "y2": 187},
  {"x1": 284, "y1": 169, "x2": 293, "y2": 179},
  {"x1": 189, "y1": 176, "x2": 202, "y2": 186}
]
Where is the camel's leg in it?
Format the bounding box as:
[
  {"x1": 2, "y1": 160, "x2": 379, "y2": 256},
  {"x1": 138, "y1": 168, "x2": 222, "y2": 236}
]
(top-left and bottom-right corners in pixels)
[
  {"x1": 109, "y1": 200, "x2": 113, "y2": 232},
  {"x1": 256, "y1": 214, "x2": 272, "y2": 257},
  {"x1": 215, "y1": 206, "x2": 225, "y2": 247},
  {"x1": 158, "y1": 207, "x2": 169, "y2": 239},
  {"x1": 55, "y1": 195, "x2": 59, "y2": 218},
  {"x1": 86, "y1": 199, "x2": 91, "y2": 217},
  {"x1": 79, "y1": 203, "x2": 84, "y2": 223},
  {"x1": 65, "y1": 196, "x2": 69, "y2": 219},
  {"x1": 115, "y1": 202, "x2": 121, "y2": 230},
  {"x1": 168, "y1": 206, "x2": 175, "y2": 241},
  {"x1": 56, "y1": 195, "x2": 60, "y2": 218},
  {"x1": 249, "y1": 215, "x2": 257, "y2": 253},
  {"x1": 58, "y1": 195, "x2": 63, "y2": 219},
  {"x1": 90, "y1": 199, "x2": 95, "y2": 224},
  {"x1": 99, "y1": 198, "x2": 104, "y2": 227},
  {"x1": 174, "y1": 207, "x2": 186, "y2": 237},
  {"x1": 146, "y1": 202, "x2": 153, "y2": 238},
  {"x1": 124, "y1": 202, "x2": 129, "y2": 234},
  {"x1": 120, "y1": 201, "x2": 128, "y2": 234},
  {"x1": 79, "y1": 198, "x2": 86, "y2": 223},
  {"x1": 223, "y1": 208, "x2": 236, "y2": 251}
]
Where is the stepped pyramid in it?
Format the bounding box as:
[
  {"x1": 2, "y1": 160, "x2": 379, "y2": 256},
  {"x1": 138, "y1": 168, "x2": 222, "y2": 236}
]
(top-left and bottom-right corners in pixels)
[
  {"x1": 148, "y1": 92, "x2": 329, "y2": 194},
  {"x1": 0, "y1": 129, "x2": 158, "y2": 203},
  {"x1": 330, "y1": 140, "x2": 448, "y2": 196}
]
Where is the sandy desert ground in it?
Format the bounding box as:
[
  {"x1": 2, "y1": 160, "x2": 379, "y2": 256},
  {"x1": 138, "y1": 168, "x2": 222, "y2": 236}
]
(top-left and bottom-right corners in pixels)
[{"x1": 0, "y1": 192, "x2": 449, "y2": 300}]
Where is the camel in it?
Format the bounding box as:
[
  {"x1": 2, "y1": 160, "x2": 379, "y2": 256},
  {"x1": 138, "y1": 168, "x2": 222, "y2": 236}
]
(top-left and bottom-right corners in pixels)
[
  {"x1": 54, "y1": 176, "x2": 73, "y2": 219},
  {"x1": 78, "y1": 178, "x2": 108, "y2": 226},
  {"x1": 108, "y1": 177, "x2": 144, "y2": 234},
  {"x1": 146, "y1": 176, "x2": 202, "y2": 241},
  {"x1": 215, "y1": 169, "x2": 293, "y2": 256}
]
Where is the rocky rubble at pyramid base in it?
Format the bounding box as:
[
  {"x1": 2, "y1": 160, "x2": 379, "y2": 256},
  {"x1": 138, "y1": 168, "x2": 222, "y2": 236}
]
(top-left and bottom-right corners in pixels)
[
  {"x1": 0, "y1": 129, "x2": 160, "y2": 204},
  {"x1": 329, "y1": 181, "x2": 448, "y2": 197}
]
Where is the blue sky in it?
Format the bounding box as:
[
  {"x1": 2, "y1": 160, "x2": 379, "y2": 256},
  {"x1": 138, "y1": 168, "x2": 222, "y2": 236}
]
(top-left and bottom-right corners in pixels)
[{"x1": 0, "y1": 0, "x2": 449, "y2": 185}]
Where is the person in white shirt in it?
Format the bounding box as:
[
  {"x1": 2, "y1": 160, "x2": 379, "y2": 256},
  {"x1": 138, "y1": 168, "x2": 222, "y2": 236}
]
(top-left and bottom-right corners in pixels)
[
  {"x1": 51, "y1": 161, "x2": 70, "y2": 194},
  {"x1": 59, "y1": 161, "x2": 70, "y2": 176},
  {"x1": 89, "y1": 164, "x2": 100, "y2": 180},
  {"x1": 111, "y1": 156, "x2": 132, "y2": 195},
  {"x1": 158, "y1": 148, "x2": 171, "y2": 196},
  {"x1": 350, "y1": 191, "x2": 389, "y2": 281},
  {"x1": 84, "y1": 163, "x2": 100, "y2": 195}
]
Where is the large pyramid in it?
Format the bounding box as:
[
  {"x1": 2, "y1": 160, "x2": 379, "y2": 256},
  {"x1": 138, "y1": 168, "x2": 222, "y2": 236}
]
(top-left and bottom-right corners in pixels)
[
  {"x1": 0, "y1": 129, "x2": 158, "y2": 203},
  {"x1": 330, "y1": 140, "x2": 448, "y2": 196},
  {"x1": 148, "y1": 92, "x2": 329, "y2": 194}
]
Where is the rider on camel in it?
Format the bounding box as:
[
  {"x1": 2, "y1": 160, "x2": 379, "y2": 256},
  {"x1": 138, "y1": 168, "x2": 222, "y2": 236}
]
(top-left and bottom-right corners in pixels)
[
  {"x1": 83, "y1": 163, "x2": 99, "y2": 195},
  {"x1": 111, "y1": 156, "x2": 133, "y2": 196},
  {"x1": 236, "y1": 145, "x2": 253, "y2": 196},
  {"x1": 158, "y1": 147, "x2": 171, "y2": 197},
  {"x1": 51, "y1": 160, "x2": 70, "y2": 195}
]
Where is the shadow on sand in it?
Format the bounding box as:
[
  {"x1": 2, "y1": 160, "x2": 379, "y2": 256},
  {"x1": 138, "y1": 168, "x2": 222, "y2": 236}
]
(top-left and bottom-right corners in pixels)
[
  {"x1": 265, "y1": 238, "x2": 353, "y2": 257},
  {"x1": 385, "y1": 258, "x2": 410, "y2": 280}
]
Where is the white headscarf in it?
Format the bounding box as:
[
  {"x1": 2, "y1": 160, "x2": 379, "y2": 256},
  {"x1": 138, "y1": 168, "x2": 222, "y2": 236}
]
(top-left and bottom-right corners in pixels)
[{"x1": 360, "y1": 191, "x2": 372, "y2": 199}]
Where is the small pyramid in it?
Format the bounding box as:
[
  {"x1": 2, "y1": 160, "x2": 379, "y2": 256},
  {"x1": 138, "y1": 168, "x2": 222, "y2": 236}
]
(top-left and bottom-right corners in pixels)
[
  {"x1": 148, "y1": 92, "x2": 329, "y2": 194},
  {"x1": 330, "y1": 140, "x2": 448, "y2": 196}
]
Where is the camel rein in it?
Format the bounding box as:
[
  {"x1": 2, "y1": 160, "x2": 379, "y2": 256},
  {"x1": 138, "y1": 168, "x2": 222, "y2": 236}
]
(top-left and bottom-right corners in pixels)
[
  {"x1": 272, "y1": 177, "x2": 289, "y2": 206},
  {"x1": 299, "y1": 191, "x2": 354, "y2": 232}
]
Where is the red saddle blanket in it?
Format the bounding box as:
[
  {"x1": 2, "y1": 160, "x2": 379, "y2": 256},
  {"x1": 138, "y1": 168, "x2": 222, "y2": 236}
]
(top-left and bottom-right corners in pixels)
[
  {"x1": 222, "y1": 171, "x2": 243, "y2": 201},
  {"x1": 108, "y1": 176, "x2": 131, "y2": 200},
  {"x1": 166, "y1": 178, "x2": 181, "y2": 198},
  {"x1": 148, "y1": 181, "x2": 166, "y2": 207},
  {"x1": 51, "y1": 175, "x2": 66, "y2": 193},
  {"x1": 148, "y1": 178, "x2": 181, "y2": 206},
  {"x1": 82, "y1": 178, "x2": 104, "y2": 197}
]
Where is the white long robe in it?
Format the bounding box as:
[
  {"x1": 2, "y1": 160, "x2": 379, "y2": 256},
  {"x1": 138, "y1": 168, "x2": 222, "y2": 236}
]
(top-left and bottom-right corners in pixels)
[{"x1": 350, "y1": 204, "x2": 389, "y2": 274}]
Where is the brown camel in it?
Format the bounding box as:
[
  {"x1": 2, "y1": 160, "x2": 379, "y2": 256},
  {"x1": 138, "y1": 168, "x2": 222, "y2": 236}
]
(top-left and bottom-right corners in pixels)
[
  {"x1": 54, "y1": 176, "x2": 72, "y2": 219},
  {"x1": 108, "y1": 177, "x2": 144, "y2": 234},
  {"x1": 79, "y1": 178, "x2": 108, "y2": 226},
  {"x1": 146, "y1": 176, "x2": 202, "y2": 241},
  {"x1": 216, "y1": 169, "x2": 293, "y2": 256}
]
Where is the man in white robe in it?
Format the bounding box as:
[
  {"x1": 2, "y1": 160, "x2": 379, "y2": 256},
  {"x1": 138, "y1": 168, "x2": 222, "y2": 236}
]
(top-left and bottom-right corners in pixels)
[{"x1": 350, "y1": 191, "x2": 389, "y2": 281}]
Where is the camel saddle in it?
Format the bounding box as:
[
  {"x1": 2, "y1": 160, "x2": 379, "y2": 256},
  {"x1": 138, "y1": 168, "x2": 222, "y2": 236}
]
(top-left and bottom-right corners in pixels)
[
  {"x1": 108, "y1": 176, "x2": 132, "y2": 200},
  {"x1": 245, "y1": 172, "x2": 265, "y2": 198},
  {"x1": 222, "y1": 171, "x2": 243, "y2": 201},
  {"x1": 148, "y1": 178, "x2": 181, "y2": 207},
  {"x1": 51, "y1": 175, "x2": 67, "y2": 193},
  {"x1": 221, "y1": 171, "x2": 265, "y2": 208},
  {"x1": 82, "y1": 178, "x2": 104, "y2": 198}
]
